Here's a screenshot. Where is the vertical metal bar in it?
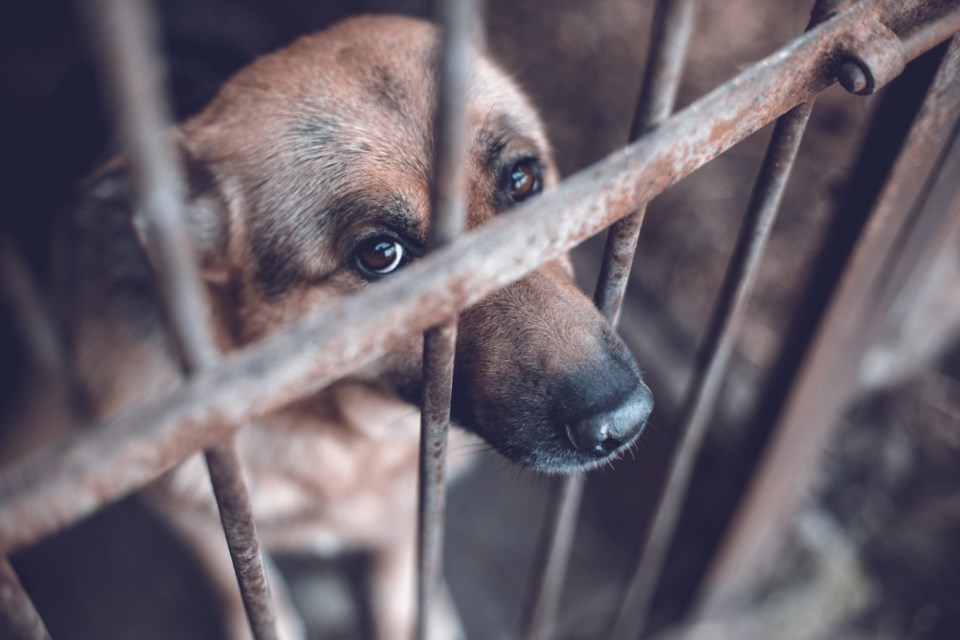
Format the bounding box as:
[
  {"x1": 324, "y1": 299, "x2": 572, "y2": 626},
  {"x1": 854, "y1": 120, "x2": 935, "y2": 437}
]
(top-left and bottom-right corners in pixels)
[
  {"x1": 609, "y1": 101, "x2": 815, "y2": 640},
  {"x1": 698, "y1": 35, "x2": 960, "y2": 616},
  {"x1": 0, "y1": 558, "x2": 50, "y2": 640},
  {"x1": 595, "y1": 0, "x2": 699, "y2": 324},
  {"x1": 523, "y1": 1, "x2": 697, "y2": 638},
  {"x1": 81, "y1": 1, "x2": 278, "y2": 638},
  {"x1": 523, "y1": 475, "x2": 584, "y2": 640},
  {"x1": 416, "y1": 1, "x2": 478, "y2": 638},
  {"x1": 0, "y1": 241, "x2": 67, "y2": 639}
]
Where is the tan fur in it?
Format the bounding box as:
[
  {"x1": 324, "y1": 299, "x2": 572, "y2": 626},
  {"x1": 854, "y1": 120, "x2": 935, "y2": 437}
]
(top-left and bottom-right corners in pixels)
[{"x1": 52, "y1": 14, "x2": 651, "y2": 640}]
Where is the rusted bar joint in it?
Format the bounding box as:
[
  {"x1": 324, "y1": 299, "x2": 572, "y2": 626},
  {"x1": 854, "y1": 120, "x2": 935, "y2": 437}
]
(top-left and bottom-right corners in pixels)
[
  {"x1": 0, "y1": 0, "x2": 948, "y2": 557},
  {"x1": 837, "y1": 12, "x2": 906, "y2": 95}
]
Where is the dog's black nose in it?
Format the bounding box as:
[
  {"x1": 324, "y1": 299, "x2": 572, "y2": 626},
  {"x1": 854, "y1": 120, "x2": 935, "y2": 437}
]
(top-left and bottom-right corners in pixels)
[{"x1": 565, "y1": 384, "x2": 653, "y2": 457}]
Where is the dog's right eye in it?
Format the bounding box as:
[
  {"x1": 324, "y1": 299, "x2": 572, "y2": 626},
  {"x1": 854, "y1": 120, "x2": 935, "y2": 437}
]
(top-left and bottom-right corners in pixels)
[{"x1": 354, "y1": 236, "x2": 407, "y2": 277}]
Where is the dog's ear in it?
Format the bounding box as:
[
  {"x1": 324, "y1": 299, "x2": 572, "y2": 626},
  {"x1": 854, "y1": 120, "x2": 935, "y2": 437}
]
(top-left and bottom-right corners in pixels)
[{"x1": 80, "y1": 132, "x2": 232, "y2": 285}]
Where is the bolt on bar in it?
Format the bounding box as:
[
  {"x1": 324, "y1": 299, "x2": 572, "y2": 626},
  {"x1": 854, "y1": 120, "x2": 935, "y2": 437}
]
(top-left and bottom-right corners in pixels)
[
  {"x1": 523, "y1": 0, "x2": 697, "y2": 638},
  {"x1": 82, "y1": 0, "x2": 278, "y2": 637},
  {"x1": 0, "y1": 0, "x2": 936, "y2": 556},
  {"x1": 700, "y1": 32, "x2": 960, "y2": 616},
  {"x1": 416, "y1": 1, "x2": 478, "y2": 638},
  {"x1": 607, "y1": 1, "x2": 850, "y2": 634}
]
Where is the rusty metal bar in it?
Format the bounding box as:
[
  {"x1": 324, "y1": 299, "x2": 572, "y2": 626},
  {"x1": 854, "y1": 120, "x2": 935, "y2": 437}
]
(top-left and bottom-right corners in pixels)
[
  {"x1": 860, "y1": 115, "x2": 960, "y2": 389},
  {"x1": 605, "y1": 1, "x2": 858, "y2": 632},
  {"x1": 595, "y1": 0, "x2": 698, "y2": 324},
  {"x1": 0, "y1": 0, "x2": 943, "y2": 556},
  {"x1": 416, "y1": 1, "x2": 477, "y2": 638},
  {"x1": 523, "y1": 474, "x2": 585, "y2": 640},
  {"x1": 524, "y1": 1, "x2": 697, "y2": 638},
  {"x1": 902, "y1": 2, "x2": 960, "y2": 62},
  {"x1": 0, "y1": 558, "x2": 50, "y2": 640},
  {"x1": 81, "y1": 0, "x2": 278, "y2": 638},
  {"x1": 612, "y1": 101, "x2": 815, "y2": 640},
  {"x1": 0, "y1": 243, "x2": 62, "y2": 640},
  {"x1": 699, "y1": 34, "x2": 960, "y2": 616}
]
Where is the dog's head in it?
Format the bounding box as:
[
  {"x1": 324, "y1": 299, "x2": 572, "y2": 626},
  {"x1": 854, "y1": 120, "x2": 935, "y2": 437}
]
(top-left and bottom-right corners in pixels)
[{"x1": 153, "y1": 15, "x2": 652, "y2": 472}]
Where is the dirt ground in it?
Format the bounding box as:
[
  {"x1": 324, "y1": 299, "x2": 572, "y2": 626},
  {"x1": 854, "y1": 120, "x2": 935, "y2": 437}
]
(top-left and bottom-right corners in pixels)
[{"x1": 1, "y1": 1, "x2": 958, "y2": 639}]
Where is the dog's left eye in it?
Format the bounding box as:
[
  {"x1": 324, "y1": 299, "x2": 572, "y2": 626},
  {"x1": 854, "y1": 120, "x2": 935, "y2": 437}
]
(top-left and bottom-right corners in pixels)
[
  {"x1": 506, "y1": 158, "x2": 543, "y2": 202},
  {"x1": 355, "y1": 236, "x2": 407, "y2": 276}
]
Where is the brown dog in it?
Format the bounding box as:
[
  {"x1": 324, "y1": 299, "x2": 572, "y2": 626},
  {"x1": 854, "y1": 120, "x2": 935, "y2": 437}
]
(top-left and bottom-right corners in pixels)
[{"x1": 52, "y1": 14, "x2": 653, "y2": 639}]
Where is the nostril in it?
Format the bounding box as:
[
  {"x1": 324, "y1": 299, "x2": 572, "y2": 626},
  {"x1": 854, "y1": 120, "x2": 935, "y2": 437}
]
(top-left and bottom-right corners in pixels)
[
  {"x1": 599, "y1": 432, "x2": 622, "y2": 453},
  {"x1": 565, "y1": 384, "x2": 652, "y2": 458}
]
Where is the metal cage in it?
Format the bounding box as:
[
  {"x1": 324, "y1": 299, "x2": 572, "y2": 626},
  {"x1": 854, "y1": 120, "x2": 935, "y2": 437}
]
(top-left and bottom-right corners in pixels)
[{"x1": 1, "y1": 0, "x2": 959, "y2": 638}]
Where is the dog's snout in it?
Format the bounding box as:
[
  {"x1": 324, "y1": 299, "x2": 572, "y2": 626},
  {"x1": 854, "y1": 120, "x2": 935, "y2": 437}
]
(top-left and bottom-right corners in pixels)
[{"x1": 565, "y1": 384, "x2": 653, "y2": 457}]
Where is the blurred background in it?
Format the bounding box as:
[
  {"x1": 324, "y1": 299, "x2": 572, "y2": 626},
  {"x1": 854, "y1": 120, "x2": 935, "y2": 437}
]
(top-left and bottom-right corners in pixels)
[{"x1": 1, "y1": 0, "x2": 958, "y2": 638}]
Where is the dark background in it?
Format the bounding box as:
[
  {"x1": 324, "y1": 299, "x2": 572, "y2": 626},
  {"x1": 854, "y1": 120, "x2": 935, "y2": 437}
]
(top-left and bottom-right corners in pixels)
[{"x1": 2, "y1": 1, "x2": 959, "y2": 639}]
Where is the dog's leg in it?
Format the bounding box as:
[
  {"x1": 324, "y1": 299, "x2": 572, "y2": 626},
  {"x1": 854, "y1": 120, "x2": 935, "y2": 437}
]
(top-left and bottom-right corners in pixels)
[
  {"x1": 370, "y1": 533, "x2": 464, "y2": 640},
  {"x1": 146, "y1": 468, "x2": 306, "y2": 640}
]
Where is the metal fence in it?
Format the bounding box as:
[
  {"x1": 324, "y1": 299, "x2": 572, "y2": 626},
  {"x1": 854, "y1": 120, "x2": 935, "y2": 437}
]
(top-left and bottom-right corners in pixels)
[{"x1": 1, "y1": 0, "x2": 959, "y2": 638}]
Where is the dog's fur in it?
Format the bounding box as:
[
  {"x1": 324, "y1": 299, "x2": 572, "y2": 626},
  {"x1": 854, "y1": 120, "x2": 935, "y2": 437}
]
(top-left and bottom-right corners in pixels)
[{"x1": 51, "y1": 15, "x2": 652, "y2": 639}]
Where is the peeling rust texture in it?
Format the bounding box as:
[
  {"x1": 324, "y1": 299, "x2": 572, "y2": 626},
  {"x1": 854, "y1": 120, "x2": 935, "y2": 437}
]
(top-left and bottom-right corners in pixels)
[
  {"x1": 0, "y1": 0, "x2": 949, "y2": 555},
  {"x1": 0, "y1": 557, "x2": 50, "y2": 640},
  {"x1": 416, "y1": 1, "x2": 476, "y2": 638},
  {"x1": 700, "y1": 34, "x2": 960, "y2": 615},
  {"x1": 82, "y1": 0, "x2": 278, "y2": 638}
]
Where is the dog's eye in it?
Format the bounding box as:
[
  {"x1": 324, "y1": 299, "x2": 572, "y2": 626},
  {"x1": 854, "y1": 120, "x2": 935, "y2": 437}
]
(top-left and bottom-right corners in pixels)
[
  {"x1": 507, "y1": 158, "x2": 542, "y2": 202},
  {"x1": 355, "y1": 236, "x2": 406, "y2": 276}
]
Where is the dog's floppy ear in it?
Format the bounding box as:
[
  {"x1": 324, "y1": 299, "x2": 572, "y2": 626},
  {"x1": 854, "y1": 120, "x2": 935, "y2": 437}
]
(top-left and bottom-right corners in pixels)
[{"x1": 80, "y1": 132, "x2": 232, "y2": 285}]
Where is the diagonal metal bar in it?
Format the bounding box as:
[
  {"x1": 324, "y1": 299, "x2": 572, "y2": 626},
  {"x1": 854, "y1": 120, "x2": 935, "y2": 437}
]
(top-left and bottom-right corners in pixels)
[
  {"x1": 0, "y1": 242, "x2": 63, "y2": 639},
  {"x1": 699, "y1": 34, "x2": 960, "y2": 616},
  {"x1": 81, "y1": 0, "x2": 278, "y2": 637},
  {"x1": 612, "y1": 101, "x2": 815, "y2": 640},
  {"x1": 605, "y1": 0, "x2": 856, "y2": 632},
  {"x1": 0, "y1": 558, "x2": 50, "y2": 640},
  {"x1": 416, "y1": 1, "x2": 478, "y2": 638},
  {"x1": 0, "y1": 0, "x2": 947, "y2": 557},
  {"x1": 523, "y1": 2, "x2": 698, "y2": 638},
  {"x1": 522, "y1": 473, "x2": 585, "y2": 640}
]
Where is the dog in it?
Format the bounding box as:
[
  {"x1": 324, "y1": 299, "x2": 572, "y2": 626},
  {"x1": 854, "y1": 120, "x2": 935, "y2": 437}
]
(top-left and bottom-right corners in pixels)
[{"x1": 50, "y1": 14, "x2": 653, "y2": 639}]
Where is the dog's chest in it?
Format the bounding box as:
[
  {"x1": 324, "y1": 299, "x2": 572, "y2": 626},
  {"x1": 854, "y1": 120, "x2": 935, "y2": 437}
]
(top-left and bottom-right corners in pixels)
[{"x1": 155, "y1": 383, "x2": 472, "y2": 554}]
